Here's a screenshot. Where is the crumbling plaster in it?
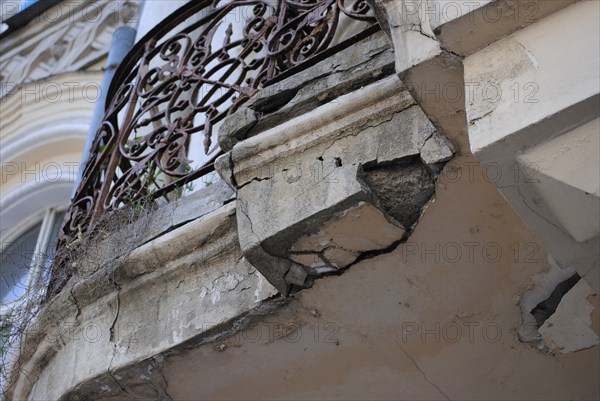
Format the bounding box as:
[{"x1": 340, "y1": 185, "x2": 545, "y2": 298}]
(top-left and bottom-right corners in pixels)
[
  {"x1": 462, "y1": 1, "x2": 600, "y2": 287},
  {"x1": 216, "y1": 67, "x2": 455, "y2": 295},
  {"x1": 213, "y1": 32, "x2": 456, "y2": 299},
  {"x1": 4, "y1": 182, "x2": 278, "y2": 401},
  {"x1": 98, "y1": 153, "x2": 599, "y2": 401},
  {"x1": 6, "y1": 2, "x2": 600, "y2": 399}
]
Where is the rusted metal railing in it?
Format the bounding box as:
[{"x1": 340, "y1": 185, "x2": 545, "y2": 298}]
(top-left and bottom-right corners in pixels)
[{"x1": 56, "y1": 0, "x2": 379, "y2": 272}]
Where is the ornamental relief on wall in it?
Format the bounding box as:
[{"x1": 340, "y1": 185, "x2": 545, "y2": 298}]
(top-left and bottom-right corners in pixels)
[{"x1": 0, "y1": 0, "x2": 141, "y2": 99}]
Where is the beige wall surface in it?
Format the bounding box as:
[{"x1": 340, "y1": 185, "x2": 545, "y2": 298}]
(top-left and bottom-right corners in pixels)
[{"x1": 99, "y1": 153, "x2": 599, "y2": 401}]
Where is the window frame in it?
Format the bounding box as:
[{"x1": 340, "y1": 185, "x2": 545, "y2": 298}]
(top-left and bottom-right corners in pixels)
[{"x1": 0, "y1": 206, "x2": 66, "y2": 308}]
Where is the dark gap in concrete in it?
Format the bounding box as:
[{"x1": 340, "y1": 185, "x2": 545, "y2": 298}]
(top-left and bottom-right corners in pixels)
[
  {"x1": 360, "y1": 156, "x2": 436, "y2": 229},
  {"x1": 531, "y1": 273, "x2": 581, "y2": 327}
]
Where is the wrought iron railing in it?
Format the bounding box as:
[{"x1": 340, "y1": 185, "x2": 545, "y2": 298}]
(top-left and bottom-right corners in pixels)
[{"x1": 54, "y1": 0, "x2": 379, "y2": 279}]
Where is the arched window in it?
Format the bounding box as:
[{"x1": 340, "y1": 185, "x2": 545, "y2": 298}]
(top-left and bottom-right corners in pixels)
[{"x1": 1, "y1": 207, "x2": 65, "y2": 304}]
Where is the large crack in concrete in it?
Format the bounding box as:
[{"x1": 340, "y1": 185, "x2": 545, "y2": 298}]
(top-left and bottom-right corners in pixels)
[{"x1": 261, "y1": 154, "x2": 447, "y2": 295}]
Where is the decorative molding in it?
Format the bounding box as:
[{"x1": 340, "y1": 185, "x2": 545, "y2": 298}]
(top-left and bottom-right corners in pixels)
[{"x1": 0, "y1": 0, "x2": 140, "y2": 99}]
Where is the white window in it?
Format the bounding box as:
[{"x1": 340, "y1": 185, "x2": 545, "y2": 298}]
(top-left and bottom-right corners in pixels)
[{"x1": 0, "y1": 207, "x2": 65, "y2": 305}]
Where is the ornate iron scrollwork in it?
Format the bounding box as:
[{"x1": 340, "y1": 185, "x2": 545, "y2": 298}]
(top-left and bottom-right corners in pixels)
[{"x1": 56, "y1": 0, "x2": 378, "y2": 273}]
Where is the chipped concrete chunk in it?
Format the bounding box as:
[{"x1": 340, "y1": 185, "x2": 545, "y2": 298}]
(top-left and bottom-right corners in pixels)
[
  {"x1": 538, "y1": 280, "x2": 599, "y2": 354},
  {"x1": 285, "y1": 263, "x2": 308, "y2": 286},
  {"x1": 245, "y1": 245, "x2": 291, "y2": 295},
  {"x1": 323, "y1": 247, "x2": 359, "y2": 268},
  {"x1": 290, "y1": 253, "x2": 326, "y2": 268},
  {"x1": 291, "y1": 203, "x2": 405, "y2": 256},
  {"x1": 420, "y1": 132, "x2": 455, "y2": 164},
  {"x1": 219, "y1": 75, "x2": 451, "y2": 294},
  {"x1": 517, "y1": 259, "x2": 577, "y2": 344}
]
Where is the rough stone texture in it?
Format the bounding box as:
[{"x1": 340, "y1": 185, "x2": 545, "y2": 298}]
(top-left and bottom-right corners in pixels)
[
  {"x1": 98, "y1": 153, "x2": 598, "y2": 401},
  {"x1": 218, "y1": 31, "x2": 395, "y2": 151},
  {"x1": 420, "y1": 132, "x2": 456, "y2": 164},
  {"x1": 361, "y1": 159, "x2": 436, "y2": 229},
  {"x1": 242, "y1": 242, "x2": 294, "y2": 297},
  {"x1": 6, "y1": 200, "x2": 278, "y2": 401},
  {"x1": 285, "y1": 264, "x2": 308, "y2": 286},
  {"x1": 217, "y1": 76, "x2": 454, "y2": 294}
]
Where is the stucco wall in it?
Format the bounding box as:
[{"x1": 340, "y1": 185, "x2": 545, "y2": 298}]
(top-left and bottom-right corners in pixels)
[
  {"x1": 4, "y1": 1, "x2": 597, "y2": 399},
  {"x1": 99, "y1": 152, "x2": 599, "y2": 401}
]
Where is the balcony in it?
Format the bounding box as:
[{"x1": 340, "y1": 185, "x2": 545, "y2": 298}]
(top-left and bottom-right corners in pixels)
[
  {"x1": 3, "y1": 0, "x2": 599, "y2": 400},
  {"x1": 54, "y1": 0, "x2": 379, "y2": 292}
]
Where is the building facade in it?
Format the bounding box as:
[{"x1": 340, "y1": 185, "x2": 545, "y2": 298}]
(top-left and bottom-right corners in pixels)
[{"x1": 1, "y1": 1, "x2": 598, "y2": 400}]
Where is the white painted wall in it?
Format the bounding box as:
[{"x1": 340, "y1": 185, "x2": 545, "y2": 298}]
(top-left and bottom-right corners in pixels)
[
  {"x1": 134, "y1": 0, "x2": 190, "y2": 43},
  {"x1": 464, "y1": 1, "x2": 600, "y2": 290}
]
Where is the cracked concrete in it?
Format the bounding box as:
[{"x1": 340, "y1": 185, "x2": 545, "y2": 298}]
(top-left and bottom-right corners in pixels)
[
  {"x1": 517, "y1": 256, "x2": 599, "y2": 353},
  {"x1": 218, "y1": 32, "x2": 395, "y2": 152},
  {"x1": 5, "y1": 198, "x2": 279, "y2": 401},
  {"x1": 217, "y1": 74, "x2": 454, "y2": 294},
  {"x1": 6, "y1": 3, "x2": 597, "y2": 399},
  {"x1": 91, "y1": 152, "x2": 598, "y2": 401}
]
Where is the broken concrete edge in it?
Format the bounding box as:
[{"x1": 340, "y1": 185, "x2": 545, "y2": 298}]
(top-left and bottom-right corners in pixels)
[
  {"x1": 218, "y1": 31, "x2": 395, "y2": 152},
  {"x1": 239, "y1": 162, "x2": 442, "y2": 298},
  {"x1": 2, "y1": 198, "x2": 281, "y2": 401},
  {"x1": 517, "y1": 260, "x2": 578, "y2": 345},
  {"x1": 215, "y1": 74, "x2": 455, "y2": 296},
  {"x1": 237, "y1": 191, "x2": 372, "y2": 296},
  {"x1": 282, "y1": 154, "x2": 445, "y2": 274},
  {"x1": 538, "y1": 279, "x2": 599, "y2": 354},
  {"x1": 216, "y1": 76, "x2": 414, "y2": 187},
  {"x1": 516, "y1": 256, "x2": 599, "y2": 353},
  {"x1": 56, "y1": 296, "x2": 291, "y2": 401}
]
